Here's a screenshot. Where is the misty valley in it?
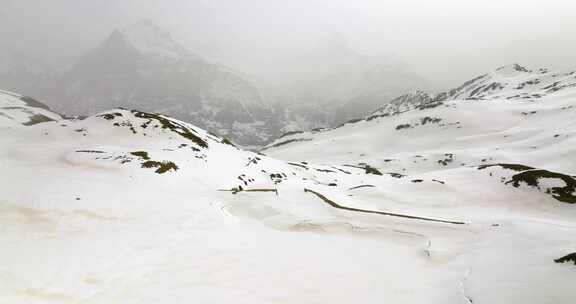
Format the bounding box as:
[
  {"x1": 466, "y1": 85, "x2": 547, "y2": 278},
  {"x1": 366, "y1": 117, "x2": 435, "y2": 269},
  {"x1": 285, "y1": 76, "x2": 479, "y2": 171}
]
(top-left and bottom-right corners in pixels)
[{"x1": 1, "y1": 5, "x2": 576, "y2": 304}]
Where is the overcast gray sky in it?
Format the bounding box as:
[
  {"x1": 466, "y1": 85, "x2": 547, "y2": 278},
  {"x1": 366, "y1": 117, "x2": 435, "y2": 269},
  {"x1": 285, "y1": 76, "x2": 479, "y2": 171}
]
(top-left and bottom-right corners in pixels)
[{"x1": 0, "y1": 0, "x2": 575, "y2": 90}]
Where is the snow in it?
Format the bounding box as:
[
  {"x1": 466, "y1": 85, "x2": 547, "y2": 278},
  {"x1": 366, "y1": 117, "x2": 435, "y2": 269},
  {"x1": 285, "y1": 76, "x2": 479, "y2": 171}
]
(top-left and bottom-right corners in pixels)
[
  {"x1": 118, "y1": 19, "x2": 192, "y2": 61},
  {"x1": 0, "y1": 89, "x2": 61, "y2": 127},
  {"x1": 2, "y1": 64, "x2": 576, "y2": 304}
]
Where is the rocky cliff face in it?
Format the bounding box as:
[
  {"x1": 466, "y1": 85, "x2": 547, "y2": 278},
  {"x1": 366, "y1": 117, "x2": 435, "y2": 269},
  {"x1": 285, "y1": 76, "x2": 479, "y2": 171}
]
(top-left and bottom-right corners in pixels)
[{"x1": 39, "y1": 20, "x2": 282, "y2": 146}]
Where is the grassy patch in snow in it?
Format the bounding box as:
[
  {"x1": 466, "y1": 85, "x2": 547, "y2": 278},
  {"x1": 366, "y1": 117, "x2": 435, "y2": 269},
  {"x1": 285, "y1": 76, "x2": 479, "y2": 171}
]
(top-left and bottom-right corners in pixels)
[
  {"x1": 141, "y1": 160, "x2": 179, "y2": 174},
  {"x1": 555, "y1": 253, "x2": 576, "y2": 265},
  {"x1": 20, "y1": 96, "x2": 51, "y2": 111},
  {"x1": 479, "y1": 164, "x2": 576, "y2": 204},
  {"x1": 76, "y1": 150, "x2": 105, "y2": 154},
  {"x1": 130, "y1": 151, "x2": 151, "y2": 160},
  {"x1": 364, "y1": 165, "x2": 383, "y2": 175},
  {"x1": 22, "y1": 114, "x2": 56, "y2": 126},
  {"x1": 267, "y1": 138, "x2": 312, "y2": 149},
  {"x1": 507, "y1": 170, "x2": 576, "y2": 204},
  {"x1": 98, "y1": 112, "x2": 123, "y2": 120},
  {"x1": 131, "y1": 110, "x2": 208, "y2": 148},
  {"x1": 128, "y1": 151, "x2": 178, "y2": 174},
  {"x1": 395, "y1": 124, "x2": 413, "y2": 130},
  {"x1": 221, "y1": 138, "x2": 236, "y2": 147},
  {"x1": 277, "y1": 130, "x2": 304, "y2": 139}
]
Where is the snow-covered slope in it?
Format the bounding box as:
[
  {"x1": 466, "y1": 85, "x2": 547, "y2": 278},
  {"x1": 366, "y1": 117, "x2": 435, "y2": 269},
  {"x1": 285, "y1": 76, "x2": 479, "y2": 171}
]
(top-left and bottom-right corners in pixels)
[
  {"x1": 0, "y1": 89, "x2": 61, "y2": 127},
  {"x1": 2, "y1": 77, "x2": 576, "y2": 303},
  {"x1": 259, "y1": 65, "x2": 576, "y2": 302},
  {"x1": 263, "y1": 64, "x2": 576, "y2": 164},
  {"x1": 262, "y1": 64, "x2": 576, "y2": 202}
]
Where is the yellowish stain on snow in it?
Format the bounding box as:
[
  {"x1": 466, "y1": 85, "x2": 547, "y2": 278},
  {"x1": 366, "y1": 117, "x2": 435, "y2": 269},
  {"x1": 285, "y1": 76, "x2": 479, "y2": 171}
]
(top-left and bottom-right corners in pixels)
[{"x1": 18, "y1": 288, "x2": 76, "y2": 302}]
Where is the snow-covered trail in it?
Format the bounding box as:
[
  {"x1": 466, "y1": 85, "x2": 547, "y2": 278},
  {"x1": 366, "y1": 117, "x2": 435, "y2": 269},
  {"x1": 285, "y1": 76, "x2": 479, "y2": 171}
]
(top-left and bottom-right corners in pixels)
[
  {"x1": 0, "y1": 191, "x2": 464, "y2": 303},
  {"x1": 2, "y1": 180, "x2": 574, "y2": 304}
]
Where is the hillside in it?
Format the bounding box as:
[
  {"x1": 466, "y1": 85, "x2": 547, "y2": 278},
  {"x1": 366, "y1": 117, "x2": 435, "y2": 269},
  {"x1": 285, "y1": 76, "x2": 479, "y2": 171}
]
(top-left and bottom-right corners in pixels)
[
  {"x1": 32, "y1": 20, "x2": 282, "y2": 146},
  {"x1": 0, "y1": 89, "x2": 61, "y2": 127},
  {"x1": 1, "y1": 81, "x2": 576, "y2": 303},
  {"x1": 1, "y1": 24, "x2": 428, "y2": 147},
  {"x1": 263, "y1": 64, "x2": 576, "y2": 163}
]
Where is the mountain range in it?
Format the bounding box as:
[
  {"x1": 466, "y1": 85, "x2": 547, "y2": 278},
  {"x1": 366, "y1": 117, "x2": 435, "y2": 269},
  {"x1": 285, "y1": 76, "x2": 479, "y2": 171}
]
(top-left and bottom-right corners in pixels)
[
  {"x1": 1, "y1": 63, "x2": 575, "y2": 303},
  {"x1": 0, "y1": 20, "x2": 426, "y2": 147}
]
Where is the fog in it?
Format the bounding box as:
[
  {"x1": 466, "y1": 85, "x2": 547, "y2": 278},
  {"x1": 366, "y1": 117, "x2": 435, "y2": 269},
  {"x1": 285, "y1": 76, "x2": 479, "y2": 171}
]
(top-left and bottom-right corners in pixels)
[{"x1": 1, "y1": 0, "x2": 575, "y2": 90}]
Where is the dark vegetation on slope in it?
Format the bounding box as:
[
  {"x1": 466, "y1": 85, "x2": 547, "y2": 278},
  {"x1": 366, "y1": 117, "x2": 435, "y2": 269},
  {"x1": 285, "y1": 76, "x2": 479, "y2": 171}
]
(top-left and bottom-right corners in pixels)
[
  {"x1": 365, "y1": 112, "x2": 390, "y2": 121},
  {"x1": 269, "y1": 172, "x2": 288, "y2": 184},
  {"x1": 396, "y1": 124, "x2": 412, "y2": 130},
  {"x1": 221, "y1": 138, "x2": 236, "y2": 147},
  {"x1": 245, "y1": 156, "x2": 262, "y2": 167},
  {"x1": 267, "y1": 138, "x2": 313, "y2": 149},
  {"x1": 507, "y1": 170, "x2": 576, "y2": 204},
  {"x1": 222, "y1": 186, "x2": 278, "y2": 195},
  {"x1": 22, "y1": 114, "x2": 56, "y2": 126},
  {"x1": 417, "y1": 101, "x2": 444, "y2": 110},
  {"x1": 20, "y1": 96, "x2": 52, "y2": 111},
  {"x1": 342, "y1": 164, "x2": 383, "y2": 176},
  {"x1": 304, "y1": 188, "x2": 466, "y2": 225},
  {"x1": 129, "y1": 150, "x2": 178, "y2": 174},
  {"x1": 364, "y1": 165, "x2": 383, "y2": 175},
  {"x1": 438, "y1": 154, "x2": 454, "y2": 166},
  {"x1": 420, "y1": 116, "x2": 442, "y2": 125},
  {"x1": 335, "y1": 118, "x2": 364, "y2": 128},
  {"x1": 141, "y1": 160, "x2": 179, "y2": 174},
  {"x1": 436, "y1": 74, "x2": 488, "y2": 101},
  {"x1": 277, "y1": 130, "x2": 304, "y2": 139},
  {"x1": 479, "y1": 163, "x2": 534, "y2": 172},
  {"x1": 554, "y1": 253, "x2": 576, "y2": 265},
  {"x1": 99, "y1": 109, "x2": 209, "y2": 148},
  {"x1": 130, "y1": 151, "x2": 150, "y2": 160},
  {"x1": 366, "y1": 101, "x2": 444, "y2": 122},
  {"x1": 288, "y1": 162, "x2": 308, "y2": 169},
  {"x1": 131, "y1": 110, "x2": 208, "y2": 148},
  {"x1": 479, "y1": 164, "x2": 576, "y2": 204},
  {"x1": 395, "y1": 117, "x2": 443, "y2": 131},
  {"x1": 99, "y1": 112, "x2": 123, "y2": 120}
]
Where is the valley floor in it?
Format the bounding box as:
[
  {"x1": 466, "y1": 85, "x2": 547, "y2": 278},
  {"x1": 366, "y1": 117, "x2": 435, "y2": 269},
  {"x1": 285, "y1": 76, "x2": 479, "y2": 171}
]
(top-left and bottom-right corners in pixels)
[{"x1": 1, "y1": 140, "x2": 575, "y2": 304}]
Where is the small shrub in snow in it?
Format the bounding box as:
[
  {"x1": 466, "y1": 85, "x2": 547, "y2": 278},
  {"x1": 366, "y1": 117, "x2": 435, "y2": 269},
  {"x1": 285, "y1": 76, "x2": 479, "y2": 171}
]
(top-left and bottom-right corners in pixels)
[{"x1": 141, "y1": 160, "x2": 179, "y2": 174}]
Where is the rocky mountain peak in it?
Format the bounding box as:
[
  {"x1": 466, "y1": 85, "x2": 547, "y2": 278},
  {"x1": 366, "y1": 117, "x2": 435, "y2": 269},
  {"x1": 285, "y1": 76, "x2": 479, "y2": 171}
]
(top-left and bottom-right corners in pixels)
[
  {"x1": 495, "y1": 63, "x2": 530, "y2": 74},
  {"x1": 103, "y1": 19, "x2": 192, "y2": 60}
]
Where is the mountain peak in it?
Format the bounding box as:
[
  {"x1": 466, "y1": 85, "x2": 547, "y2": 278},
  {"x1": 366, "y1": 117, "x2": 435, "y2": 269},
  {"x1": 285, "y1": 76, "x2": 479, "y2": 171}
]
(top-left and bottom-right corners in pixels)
[
  {"x1": 121, "y1": 19, "x2": 173, "y2": 43},
  {"x1": 111, "y1": 19, "x2": 191, "y2": 60},
  {"x1": 495, "y1": 63, "x2": 530, "y2": 75}
]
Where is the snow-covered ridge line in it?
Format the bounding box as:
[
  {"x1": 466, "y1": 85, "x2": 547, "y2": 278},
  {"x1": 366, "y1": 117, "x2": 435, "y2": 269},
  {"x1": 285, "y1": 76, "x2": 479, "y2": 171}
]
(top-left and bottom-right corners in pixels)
[
  {"x1": 93, "y1": 108, "x2": 227, "y2": 149},
  {"x1": 0, "y1": 90, "x2": 62, "y2": 127},
  {"x1": 0, "y1": 89, "x2": 23, "y2": 98},
  {"x1": 262, "y1": 63, "x2": 576, "y2": 151}
]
